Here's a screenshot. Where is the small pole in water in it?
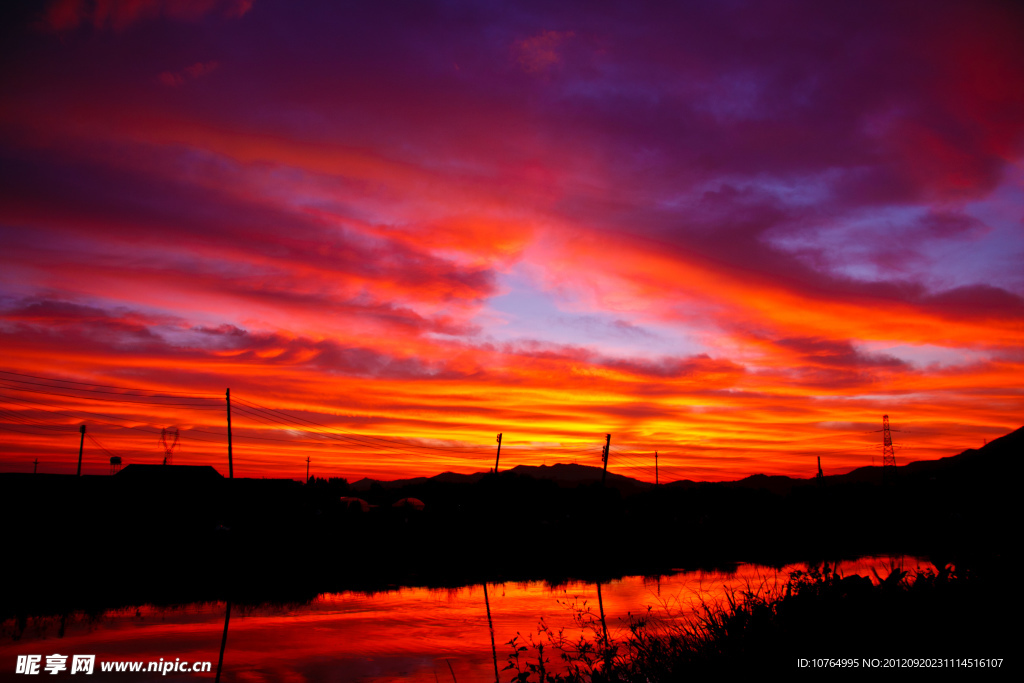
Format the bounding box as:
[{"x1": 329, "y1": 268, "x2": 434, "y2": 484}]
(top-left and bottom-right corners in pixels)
[
  {"x1": 484, "y1": 583, "x2": 499, "y2": 683},
  {"x1": 597, "y1": 582, "x2": 611, "y2": 669},
  {"x1": 215, "y1": 601, "x2": 231, "y2": 683}
]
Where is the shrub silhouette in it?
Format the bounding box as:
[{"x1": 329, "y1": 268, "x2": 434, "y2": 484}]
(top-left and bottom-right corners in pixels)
[{"x1": 503, "y1": 562, "x2": 1009, "y2": 681}]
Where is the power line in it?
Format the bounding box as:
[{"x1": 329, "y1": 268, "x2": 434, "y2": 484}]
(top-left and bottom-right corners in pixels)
[
  {"x1": 0, "y1": 424, "x2": 72, "y2": 438},
  {"x1": 0, "y1": 393, "x2": 227, "y2": 446},
  {"x1": 0, "y1": 406, "x2": 75, "y2": 431},
  {"x1": 86, "y1": 433, "x2": 122, "y2": 460},
  {"x1": 0, "y1": 369, "x2": 222, "y2": 398},
  {"x1": 232, "y1": 396, "x2": 608, "y2": 460},
  {"x1": 0, "y1": 370, "x2": 941, "y2": 478},
  {"x1": 229, "y1": 403, "x2": 487, "y2": 464},
  {"x1": 0, "y1": 374, "x2": 219, "y2": 403},
  {"x1": 0, "y1": 379, "x2": 221, "y2": 408},
  {"x1": 233, "y1": 397, "x2": 496, "y2": 454},
  {"x1": 2, "y1": 390, "x2": 567, "y2": 470}
]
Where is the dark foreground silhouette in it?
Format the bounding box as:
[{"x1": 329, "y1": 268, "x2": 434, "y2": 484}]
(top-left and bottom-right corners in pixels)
[
  {"x1": 2, "y1": 426, "x2": 1018, "y2": 623},
  {"x1": 503, "y1": 563, "x2": 1014, "y2": 678}
]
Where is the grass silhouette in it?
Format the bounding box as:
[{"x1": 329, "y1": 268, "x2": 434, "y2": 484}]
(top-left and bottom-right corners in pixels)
[{"x1": 503, "y1": 561, "x2": 1010, "y2": 680}]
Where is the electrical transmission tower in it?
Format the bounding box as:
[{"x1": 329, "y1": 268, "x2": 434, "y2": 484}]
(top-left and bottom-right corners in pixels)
[
  {"x1": 160, "y1": 426, "x2": 180, "y2": 466},
  {"x1": 881, "y1": 414, "x2": 897, "y2": 470}
]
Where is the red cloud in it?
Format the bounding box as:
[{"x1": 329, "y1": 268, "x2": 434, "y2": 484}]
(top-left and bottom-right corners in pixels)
[
  {"x1": 158, "y1": 61, "x2": 219, "y2": 86},
  {"x1": 515, "y1": 30, "x2": 575, "y2": 73},
  {"x1": 3, "y1": 0, "x2": 1022, "y2": 480},
  {"x1": 43, "y1": 0, "x2": 252, "y2": 32}
]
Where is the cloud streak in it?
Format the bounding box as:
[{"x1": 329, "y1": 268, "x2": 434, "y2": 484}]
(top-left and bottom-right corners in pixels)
[{"x1": 1, "y1": 0, "x2": 1021, "y2": 480}]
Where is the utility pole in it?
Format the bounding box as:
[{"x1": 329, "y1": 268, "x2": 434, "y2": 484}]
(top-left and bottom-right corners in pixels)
[
  {"x1": 601, "y1": 434, "x2": 611, "y2": 486},
  {"x1": 33, "y1": 458, "x2": 38, "y2": 474},
  {"x1": 655, "y1": 451, "x2": 658, "y2": 486},
  {"x1": 225, "y1": 389, "x2": 234, "y2": 479},
  {"x1": 76, "y1": 424, "x2": 86, "y2": 476},
  {"x1": 306, "y1": 456, "x2": 310, "y2": 483},
  {"x1": 494, "y1": 433, "x2": 502, "y2": 474}
]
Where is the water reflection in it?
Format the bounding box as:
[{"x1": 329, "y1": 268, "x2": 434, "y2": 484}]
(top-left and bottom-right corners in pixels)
[
  {"x1": 215, "y1": 601, "x2": 230, "y2": 683},
  {"x1": 483, "y1": 583, "x2": 498, "y2": 683},
  {"x1": 1, "y1": 557, "x2": 934, "y2": 682}
]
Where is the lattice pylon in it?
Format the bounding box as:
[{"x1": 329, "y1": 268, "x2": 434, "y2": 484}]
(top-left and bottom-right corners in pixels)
[{"x1": 881, "y1": 414, "x2": 896, "y2": 469}]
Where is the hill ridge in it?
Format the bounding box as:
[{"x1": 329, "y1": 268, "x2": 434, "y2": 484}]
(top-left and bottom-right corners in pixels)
[{"x1": 348, "y1": 424, "x2": 1022, "y2": 494}]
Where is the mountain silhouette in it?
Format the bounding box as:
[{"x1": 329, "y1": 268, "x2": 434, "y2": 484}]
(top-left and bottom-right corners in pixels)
[{"x1": 350, "y1": 424, "x2": 1022, "y2": 494}]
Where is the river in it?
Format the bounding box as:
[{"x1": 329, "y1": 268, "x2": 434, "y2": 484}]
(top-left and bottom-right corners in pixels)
[{"x1": 2, "y1": 555, "x2": 936, "y2": 681}]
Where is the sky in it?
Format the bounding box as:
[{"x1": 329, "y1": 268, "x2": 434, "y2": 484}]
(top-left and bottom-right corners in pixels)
[{"x1": 1, "y1": 0, "x2": 1022, "y2": 482}]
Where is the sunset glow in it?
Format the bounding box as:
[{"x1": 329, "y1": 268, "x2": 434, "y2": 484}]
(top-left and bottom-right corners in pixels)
[{"x1": 1, "y1": 0, "x2": 1022, "y2": 482}]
